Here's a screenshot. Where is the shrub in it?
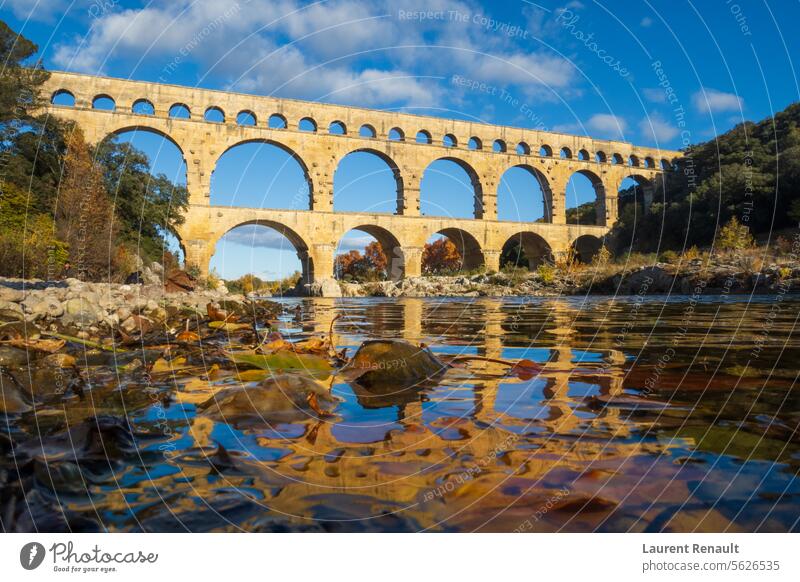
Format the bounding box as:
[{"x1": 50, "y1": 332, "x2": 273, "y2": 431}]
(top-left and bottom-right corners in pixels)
[
  {"x1": 0, "y1": 215, "x2": 68, "y2": 279},
  {"x1": 682, "y1": 245, "x2": 702, "y2": 261},
  {"x1": 592, "y1": 245, "x2": 612, "y2": 266},
  {"x1": 716, "y1": 217, "x2": 754, "y2": 252},
  {"x1": 536, "y1": 263, "x2": 556, "y2": 284},
  {"x1": 659, "y1": 250, "x2": 679, "y2": 264}
]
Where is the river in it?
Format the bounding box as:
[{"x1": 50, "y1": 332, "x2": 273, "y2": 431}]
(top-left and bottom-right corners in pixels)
[{"x1": 15, "y1": 295, "x2": 800, "y2": 532}]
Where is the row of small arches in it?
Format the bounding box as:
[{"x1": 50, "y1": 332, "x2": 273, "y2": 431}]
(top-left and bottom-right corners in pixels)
[{"x1": 50, "y1": 89, "x2": 668, "y2": 169}]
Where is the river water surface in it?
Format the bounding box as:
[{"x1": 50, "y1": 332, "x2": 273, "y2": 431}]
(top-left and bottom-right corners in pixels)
[{"x1": 9, "y1": 295, "x2": 800, "y2": 532}]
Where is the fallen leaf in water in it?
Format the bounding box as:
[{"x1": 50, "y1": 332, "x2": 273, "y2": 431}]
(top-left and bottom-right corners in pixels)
[
  {"x1": 208, "y1": 321, "x2": 250, "y2": 332},
  {"x1": 228, "y1": 351, "x2": 332, "y2": 378},
  {"x1": 509, "y1": 359, "x2": 543, "y2": 381},
  {"x1": 236, "y1": 369, "x2": 269, "y2": 382},
  {"x1": 3, "y1": 338, "x2": 65, "y2": 353},
  {"x1": 151, "y1": 356, "x2": 192, "y2": 375},
  {"x1": 176, "y1": 330, "x2": 201, "y2": 342},
  {"x1": 42, "y1": 353, "x2": 76, "y2": 368}
]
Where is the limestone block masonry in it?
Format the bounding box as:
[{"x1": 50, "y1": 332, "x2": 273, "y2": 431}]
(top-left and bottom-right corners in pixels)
[{"x1": 42, "y1": 71, "x2": 682, "y2": 286}]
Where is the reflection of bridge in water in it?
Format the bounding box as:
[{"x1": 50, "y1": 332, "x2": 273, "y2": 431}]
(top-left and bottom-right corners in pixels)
[{"x1": 175, "y1": 299, "x2": 663, "y2": 529}]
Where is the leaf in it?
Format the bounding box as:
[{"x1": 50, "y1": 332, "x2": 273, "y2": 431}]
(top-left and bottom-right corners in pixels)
[
  {"x1": 236, "y1": 369, "x2": 270, "y2": 382},
  {"x1": 509, "y1": 359, "x2": 543, "y2": 381},
  {"x1": 207, "y1": 303, "x2": 237, "y2": 323},
  {"x1": 208, "y1": 321, "x2": 250, "y2": 331},
  {"x1": 43, "y1": 332, "x2": 123, "y2": 352},
  {"x1": 176, "y1": 330, "x2": 201, "y2": 342},
  {"x1": 227, "y1": 351, "x2": 332, "y2": 379},
  {"x1": 4, "y1": 338, "x2": 66, "y2": 353},
  {"x1": 151, "y1": 356, "x2": 192, "y2": 375}
]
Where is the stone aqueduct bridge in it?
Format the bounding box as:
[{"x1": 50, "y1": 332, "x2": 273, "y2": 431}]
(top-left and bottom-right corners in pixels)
[{"x1": 43, "y1": 71, "x2": 681, "y2": 283}]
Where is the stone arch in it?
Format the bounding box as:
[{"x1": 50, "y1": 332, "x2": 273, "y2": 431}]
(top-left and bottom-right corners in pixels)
[
  {"x1": 443, "y1": 133, "x2": 458, "y2": 148},
  {"x1": 618, "y1": 173, "x2": 656, "y2": 213},
  {"x1": 132, "y1": 98, "x2": 154, "y2": 115},
  {"x1": 329, "y1": 120, "x2": 347, "y2": 135},
  {"x1": 595, "y1": 150, "x2": 607, "y2": 163},
  {"x1": 204, "y1": 106, "x2": 225, "y2": 123},
  {"x1": 92, "y1": 94, "x2": 115, "y2": 111},
  {"x1": 299, "y1": 117, "x2": 317, "y2": 132},
  {"x1": 268, "y1": 114, "x2": 287, "y2": 129},
  {"x1": 388, "y1": 127, "x2": 404, "y2": 141},
  {"x1": 169, "y1": 103, "x2": 191, "y2": 119},
  {"x1": 216, "y1": 220, "x2": 314, "y2": 284},
  {"x1": 359, "y1": 124, "x2": 377, "y2": 138},
  {"x1": 340, "y1": 224, "x2": 405, "y2": 280},
  {"x1": 629, "y1": 154, "x2": 640, "y2": 167},
  {"x1": 101, "y1": 125, "x2": 187, "y2": 158},
  {"x1": 501, "y1": 232, "x2": 553, "y2": 269},
  {"x1": 333, "y1": 148, "x2": 404, "y2": 214},
  {"x1": 416, "y1": 130, "x2": 432, "y2": 144},
  {"x1": 644, "y1": 156, "x2": 655, "y2": 168},
  {"x1": 433, "y1": 227, "x2": 484, "y2": 271},
  {"x1": 236, "y1": 110, "x2": 257, "y2": 126},
  {"x1": 497, "y1": 164, "x2": 554, "y2": 223},
  {"x1": 539, "y1": 144, "x2": 553, "y2": 157},
  {"x1": 611, "y1": 153, "x2": 624, "y2": 165},
  {"x1": 566, "y1": 169, "x2": 606, "y2": 226},
  {"x1": 577, "y1": 149, "x2": 590, "y2": 161},
  {"x1": 51, "y1": 89, "x2": 75, "y2": 106},
  {"x1": 560, "y1": 146, "x2": 572, "y2": 159},
  {"x1": 516, "y1": 142, "x2": 531, "y2": 155},
  {"x1": 572, "y1": 234, "x2": 604, "y2": 263},
  {"x1": 468, "y1": 136, "x2": 482, "y2": 150},
  {"x1": 212, "y1": 139, "x2": 312, "y2": 209},
  {"x1": 493, "y1": 139, "x2": 507, "y2": 153},
  {"x1": 420, "y1": 156, "x2": 484, "y2": 219}
]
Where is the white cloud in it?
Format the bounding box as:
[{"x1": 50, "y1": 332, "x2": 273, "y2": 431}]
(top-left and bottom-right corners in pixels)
[
  {"x1": 642, "y1": 87, "x2": 666, "y2": 104},
  {"x1": 639, "y1": 114, "x2": 679, "y2": 143},
  {"x1": 3, "y1": 0, "x2": 75, "y2": 22},
  {"x1": 640, "y1": 17, "x2": 653, "y2": 28},
  {"x1": 221, "y1": 225, "x2": 297, "y2": 250},
  {"x1": 49, "y1": 0, "x2": 578, "y2": 108},
  {"x1": 692, "y1": 88, "x2": 743, "y2": 113},
  {"x1": 587, "y1": 113, "x2": 627, "y2": 136}
]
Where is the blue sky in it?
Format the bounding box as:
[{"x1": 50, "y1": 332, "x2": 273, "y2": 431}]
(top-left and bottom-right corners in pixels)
[{"x1": 4, "y1": 0, "x2": 798, "y2": 279}]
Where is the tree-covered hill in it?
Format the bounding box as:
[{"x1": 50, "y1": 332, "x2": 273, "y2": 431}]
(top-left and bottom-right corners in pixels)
[{"x1": 611, "y1": 101, "x2": 800, "y2": 253}]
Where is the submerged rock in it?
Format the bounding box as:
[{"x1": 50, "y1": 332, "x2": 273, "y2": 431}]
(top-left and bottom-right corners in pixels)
[
  {"x1": 199, "y1": 373, "x2": 340, "y2": 423},
  {"x1": 340, "y1": 339, "x2": 448, "y2": 389}
]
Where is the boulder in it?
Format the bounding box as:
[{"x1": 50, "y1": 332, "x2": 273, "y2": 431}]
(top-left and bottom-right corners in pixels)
[
  {"x1": 0, "y1": 300, "x2": 25, "y2": 318},
  {"x1": 29, "y1": 298, "x2": 65, "y2": 319},
  {"x1": 309, "y1": 278, "x2": 342, "y2": 298},
  {"x1": 0, "y1": 287, "x2": 24, "y2": 302},
  {"x1": 62, "y1": 297, "x2": 103, "y2": 326}
]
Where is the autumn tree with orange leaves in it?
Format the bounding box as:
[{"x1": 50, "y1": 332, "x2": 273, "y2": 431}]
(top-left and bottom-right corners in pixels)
[
  {"x1": 335, "y1": 241, "x2": 388, "y2": 281},
  {"x1": 422, "y1": 238, "x2": 462, "y2": 274},
  {"x1": 54, "y1": 127, "x2": 115, "y2": 279}
]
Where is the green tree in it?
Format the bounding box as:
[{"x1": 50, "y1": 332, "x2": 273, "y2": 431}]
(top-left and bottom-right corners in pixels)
[{"x1": 94, "y1": 139, "x2": 189, "y2": 262}]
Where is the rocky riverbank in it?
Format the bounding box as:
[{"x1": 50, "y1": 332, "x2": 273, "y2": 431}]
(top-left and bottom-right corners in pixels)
[
  {"x1": 3, "y1": 256, "x2": 799, "y2": 332},
  {"x1": 0, "y1": 276, "x2": 243, "y2": 337},
  {"x1": 315, "y1": 257, "x2": 800, "y2": 298}
]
